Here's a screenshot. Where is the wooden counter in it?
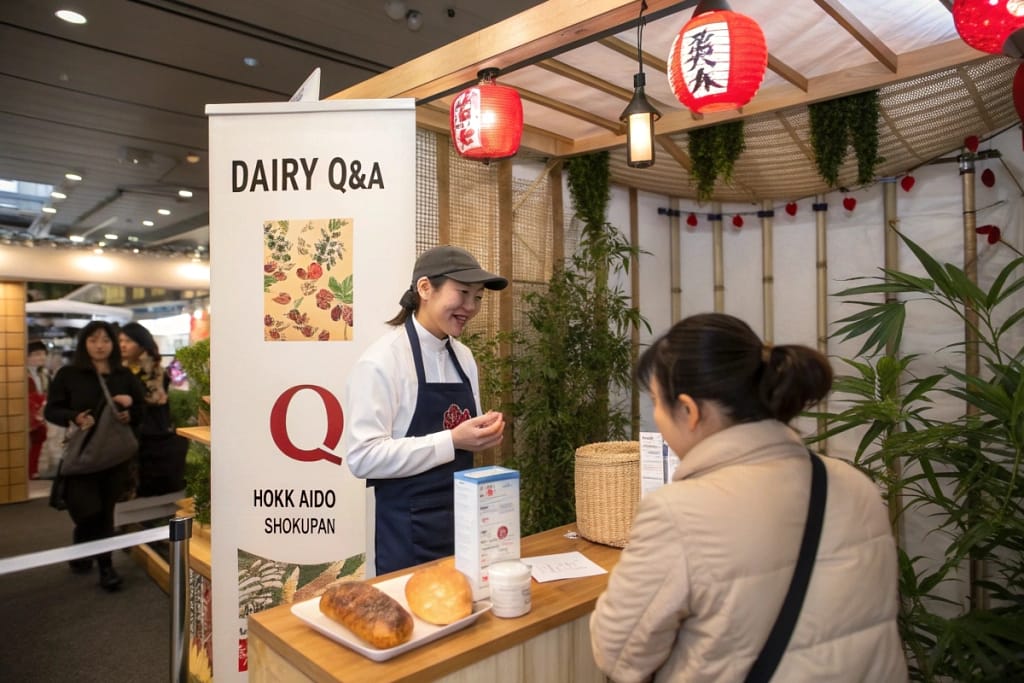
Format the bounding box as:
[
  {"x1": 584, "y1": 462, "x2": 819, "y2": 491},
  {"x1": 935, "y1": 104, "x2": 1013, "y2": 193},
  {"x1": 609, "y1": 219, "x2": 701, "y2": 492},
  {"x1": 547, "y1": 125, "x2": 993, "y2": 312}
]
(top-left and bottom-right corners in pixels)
[{"x1": 248, "y1": 524, "x2": 621, "y2": 682}]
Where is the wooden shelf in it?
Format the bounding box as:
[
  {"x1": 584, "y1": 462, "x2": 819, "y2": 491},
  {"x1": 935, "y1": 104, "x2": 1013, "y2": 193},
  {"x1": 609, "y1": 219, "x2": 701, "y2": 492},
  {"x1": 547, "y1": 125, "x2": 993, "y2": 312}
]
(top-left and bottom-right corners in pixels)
[{"x1": 177, "y1": 425, "x2": 210, "y2": 446}]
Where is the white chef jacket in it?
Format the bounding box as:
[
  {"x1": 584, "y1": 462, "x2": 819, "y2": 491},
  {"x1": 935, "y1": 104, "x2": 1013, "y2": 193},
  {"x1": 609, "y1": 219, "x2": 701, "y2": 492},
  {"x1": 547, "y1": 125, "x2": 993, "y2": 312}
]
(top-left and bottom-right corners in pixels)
[{"x1": 344, "y1": 315, "x2": 483, "y2": 480}]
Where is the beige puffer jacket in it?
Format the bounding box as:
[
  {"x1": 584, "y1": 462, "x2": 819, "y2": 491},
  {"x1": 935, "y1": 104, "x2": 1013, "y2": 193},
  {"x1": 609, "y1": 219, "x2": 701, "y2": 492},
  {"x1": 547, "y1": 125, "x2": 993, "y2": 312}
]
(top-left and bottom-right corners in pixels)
[{"x1": 590, "y1": 420, "x2": 907, "y2": 683}]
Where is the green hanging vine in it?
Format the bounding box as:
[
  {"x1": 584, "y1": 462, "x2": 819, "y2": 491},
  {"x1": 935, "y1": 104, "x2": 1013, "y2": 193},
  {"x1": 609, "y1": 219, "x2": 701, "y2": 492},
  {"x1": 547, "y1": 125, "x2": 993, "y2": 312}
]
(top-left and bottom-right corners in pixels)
[
  {"x1": 688, "y1": 121, "x2": 746, "y2": 201},
  {"x1": 808, "y1": 90, "x2": 882, "y2": 188}
]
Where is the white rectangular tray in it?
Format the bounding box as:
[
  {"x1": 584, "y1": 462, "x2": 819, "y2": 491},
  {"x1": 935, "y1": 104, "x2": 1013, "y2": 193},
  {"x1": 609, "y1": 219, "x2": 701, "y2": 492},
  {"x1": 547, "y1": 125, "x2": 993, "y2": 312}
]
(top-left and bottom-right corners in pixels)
[{"x1": 291, "y1": 574, "x2": 492, "y2": 662}]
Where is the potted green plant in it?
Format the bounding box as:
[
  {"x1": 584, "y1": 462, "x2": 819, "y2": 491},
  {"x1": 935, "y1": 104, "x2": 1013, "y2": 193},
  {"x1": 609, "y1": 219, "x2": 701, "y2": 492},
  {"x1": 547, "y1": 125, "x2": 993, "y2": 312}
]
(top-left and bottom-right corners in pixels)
[
  {"x1": 507, "y1": 152, "x2": 649, "y2": 535},
  {"x1": 809, "y1": 232, "x2": 1024, "y2": 681}
]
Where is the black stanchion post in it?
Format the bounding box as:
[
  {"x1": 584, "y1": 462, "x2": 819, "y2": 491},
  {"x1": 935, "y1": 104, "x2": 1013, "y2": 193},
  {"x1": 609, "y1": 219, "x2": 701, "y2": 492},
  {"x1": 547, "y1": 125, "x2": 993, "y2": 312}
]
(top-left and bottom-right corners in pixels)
[{"x1": 169, "y1": 516, "x2": 192, "y2": 683}]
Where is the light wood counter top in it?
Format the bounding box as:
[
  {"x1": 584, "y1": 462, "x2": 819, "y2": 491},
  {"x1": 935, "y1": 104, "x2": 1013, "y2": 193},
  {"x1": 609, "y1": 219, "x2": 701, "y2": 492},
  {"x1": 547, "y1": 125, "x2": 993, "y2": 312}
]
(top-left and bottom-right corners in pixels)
[
  {"x1": 176, "y1": 425, "x2": 210, "y2": 446},
  {"x1": 248, "y1": 524, "x2": 621, "y2": 682}
]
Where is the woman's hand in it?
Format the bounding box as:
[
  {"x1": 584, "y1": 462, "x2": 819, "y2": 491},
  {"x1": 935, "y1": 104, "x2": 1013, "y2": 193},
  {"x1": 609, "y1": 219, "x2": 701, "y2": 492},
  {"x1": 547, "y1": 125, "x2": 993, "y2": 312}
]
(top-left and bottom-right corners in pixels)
[
  {"x1": 111, "y1": 394, "x2": 133, "y2": 408},
  {"x1": 451, "y1": 410, "x2": 505, "y2": 452},
  {"x1": 74, "y1": 410, "x2": 94, "y2": 429},
  {"x1": 113, "y1": 409, "x2": 131, "y2": 424}
]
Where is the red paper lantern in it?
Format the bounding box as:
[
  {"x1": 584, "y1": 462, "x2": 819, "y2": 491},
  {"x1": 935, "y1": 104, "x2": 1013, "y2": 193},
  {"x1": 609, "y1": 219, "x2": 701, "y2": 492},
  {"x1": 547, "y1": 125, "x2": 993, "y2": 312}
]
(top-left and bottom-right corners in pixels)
[
  {"x1": 1014, "y1": 63, "x2": 1024, "y2": 122},
  {"x1": 953, "y1": 0, "x2": 1024, "y2": 55},
  {"x1": 901, "y1": 175, "x2": 916, "y2": 192},
  {"x1": 450, "y1": 68, "x2": 523, "y2": 162},
  {"x1": 667, "y1": 0, "x2": 767, "y2": 114},
  {"x1": 686, "y1": 212, "x2": 699, "y2": 227},
  {"x1": 732, "y1": 214, "x2": 744, "y2": 228}
]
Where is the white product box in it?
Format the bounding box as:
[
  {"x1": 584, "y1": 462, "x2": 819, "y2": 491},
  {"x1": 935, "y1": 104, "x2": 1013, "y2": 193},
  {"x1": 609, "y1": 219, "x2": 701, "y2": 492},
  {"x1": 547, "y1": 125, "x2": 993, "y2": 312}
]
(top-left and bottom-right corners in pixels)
[
  {"x1": 640, "y1": 432, "x2": 680, "y2": 497},
  {"x1": 454, "y1": 466, "x2": 521, "y2": 601}
]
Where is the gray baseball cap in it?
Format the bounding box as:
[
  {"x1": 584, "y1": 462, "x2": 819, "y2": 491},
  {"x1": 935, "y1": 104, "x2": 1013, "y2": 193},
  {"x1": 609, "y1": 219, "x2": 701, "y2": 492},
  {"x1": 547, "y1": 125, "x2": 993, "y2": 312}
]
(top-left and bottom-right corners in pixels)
[{"x1": 412, "y1": 245, "x2": 508, "y2": 290}]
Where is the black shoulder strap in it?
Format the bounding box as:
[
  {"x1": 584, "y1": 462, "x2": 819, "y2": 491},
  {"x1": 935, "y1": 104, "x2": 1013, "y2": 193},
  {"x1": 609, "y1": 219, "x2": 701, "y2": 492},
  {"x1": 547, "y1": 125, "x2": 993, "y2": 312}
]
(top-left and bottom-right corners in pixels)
[{"x1": 744, "y1": 449, "x2": 828, "y2": 683}]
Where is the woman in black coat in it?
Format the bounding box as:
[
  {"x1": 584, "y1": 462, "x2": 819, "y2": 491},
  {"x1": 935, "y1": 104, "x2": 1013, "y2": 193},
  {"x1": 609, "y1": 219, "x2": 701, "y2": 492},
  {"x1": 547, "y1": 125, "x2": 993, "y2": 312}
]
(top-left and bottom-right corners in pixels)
[{"x1": 45, "y1": 320, "x2": 145, "y2": 591}]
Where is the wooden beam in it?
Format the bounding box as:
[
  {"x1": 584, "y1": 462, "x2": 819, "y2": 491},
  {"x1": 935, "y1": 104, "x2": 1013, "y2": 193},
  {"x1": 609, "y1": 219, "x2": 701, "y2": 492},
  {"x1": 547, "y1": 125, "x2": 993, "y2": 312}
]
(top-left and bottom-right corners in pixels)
[
  {"x1": 813, "y1": 0, "x2": 899, "y2": 72},
  {"x1": 571, "y1": 39, "x2": 990, "y2": 155},
  {"x1": 768, "y1": 54, "x2": 809, "y2": 92},
  {"x1": 536, "y1": 58, "x2": 675, "y2": 112},
  {"x1": 517, "y1": 87, "x2": 623, "y2": 133},
  {"x1": 328, "y1": 0, "x2": 691, "y2": 102},
  {"x1": 656, "y1": 135, "x2": 693, "y2": 173},
  {"x1": 598, "y1": 36, "x2": 668, "y2": 74}
]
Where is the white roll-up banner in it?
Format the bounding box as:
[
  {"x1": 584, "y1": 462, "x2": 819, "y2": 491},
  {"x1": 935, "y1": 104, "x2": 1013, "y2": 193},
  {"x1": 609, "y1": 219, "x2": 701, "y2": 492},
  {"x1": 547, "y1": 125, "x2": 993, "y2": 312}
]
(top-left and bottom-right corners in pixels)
[{"x1": 206, "y1": 98, "x2": 416, "y2": 679}]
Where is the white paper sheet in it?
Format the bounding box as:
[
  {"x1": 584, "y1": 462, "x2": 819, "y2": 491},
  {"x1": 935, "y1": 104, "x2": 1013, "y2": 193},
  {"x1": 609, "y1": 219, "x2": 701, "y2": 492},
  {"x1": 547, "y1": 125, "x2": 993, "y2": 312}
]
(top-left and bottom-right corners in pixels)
[{"x1": 521, "y1": 551, "x2": 608, "y2": 582}]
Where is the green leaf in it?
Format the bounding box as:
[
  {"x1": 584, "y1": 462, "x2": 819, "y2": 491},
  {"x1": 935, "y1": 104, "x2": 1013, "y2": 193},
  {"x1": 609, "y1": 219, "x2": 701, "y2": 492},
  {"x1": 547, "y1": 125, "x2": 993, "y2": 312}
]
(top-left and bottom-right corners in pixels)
[{"x1": 328, "y1": 275, "x2": 353, "y2": 304}]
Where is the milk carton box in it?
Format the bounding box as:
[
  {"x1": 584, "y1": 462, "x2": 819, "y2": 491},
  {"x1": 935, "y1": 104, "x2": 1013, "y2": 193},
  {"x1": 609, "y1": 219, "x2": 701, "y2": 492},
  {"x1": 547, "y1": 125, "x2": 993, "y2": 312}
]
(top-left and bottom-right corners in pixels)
[
  {"x1": 454, "y1": 466, "x2": 520, "y2": 601},
  {"x1": 640, "y1": 431, "x2": 680, "y2": 497}
]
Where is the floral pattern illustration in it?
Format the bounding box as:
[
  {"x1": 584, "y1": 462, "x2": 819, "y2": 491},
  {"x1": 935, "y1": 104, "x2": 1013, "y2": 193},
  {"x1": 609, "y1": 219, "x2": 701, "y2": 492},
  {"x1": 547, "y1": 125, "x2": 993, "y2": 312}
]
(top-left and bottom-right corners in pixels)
[{"x1": 264, "y1": 217, "x2": 354, "y2": 341}]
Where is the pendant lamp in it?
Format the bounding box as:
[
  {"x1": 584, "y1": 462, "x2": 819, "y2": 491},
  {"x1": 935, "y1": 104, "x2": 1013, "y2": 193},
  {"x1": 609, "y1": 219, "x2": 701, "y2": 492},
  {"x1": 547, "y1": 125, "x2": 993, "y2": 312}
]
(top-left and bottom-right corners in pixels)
[
  {"x1": 450, "y1": 68, "x2": 523, "y2": 162},
  {"x1": 953, "y1": 0, "x2": 1024, "y2": 57},
  {"x1": 667, "y1": 0, "x2": 767, "y2": 114},
  {"x1": 620, "y1": 1, "x2": 662, "y2": 168}
]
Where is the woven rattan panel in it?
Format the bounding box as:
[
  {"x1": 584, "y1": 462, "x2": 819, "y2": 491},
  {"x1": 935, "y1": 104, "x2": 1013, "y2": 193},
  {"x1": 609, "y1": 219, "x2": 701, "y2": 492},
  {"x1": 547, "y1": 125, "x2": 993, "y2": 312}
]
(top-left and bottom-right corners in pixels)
[{"x1": 609, "y1": 59, "x2": 1021, "y2": 204}]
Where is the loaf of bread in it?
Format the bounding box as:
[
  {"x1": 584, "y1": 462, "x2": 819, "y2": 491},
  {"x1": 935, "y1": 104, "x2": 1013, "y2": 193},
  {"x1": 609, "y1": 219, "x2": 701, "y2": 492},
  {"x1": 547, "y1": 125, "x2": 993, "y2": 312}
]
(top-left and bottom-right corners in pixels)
[
  {"x1": 404, "y1": 563, "x2": 473, "y2": 625},
  {"x1": 319, "y1": 581, "x2": 414, "y2": 649}
]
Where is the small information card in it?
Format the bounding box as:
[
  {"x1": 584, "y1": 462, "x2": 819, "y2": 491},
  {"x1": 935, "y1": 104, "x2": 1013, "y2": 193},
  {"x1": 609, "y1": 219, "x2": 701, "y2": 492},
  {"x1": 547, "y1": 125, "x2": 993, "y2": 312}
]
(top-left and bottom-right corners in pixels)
[{"x1": 521, "y1": 551, "x2": 608, "y2": 583}]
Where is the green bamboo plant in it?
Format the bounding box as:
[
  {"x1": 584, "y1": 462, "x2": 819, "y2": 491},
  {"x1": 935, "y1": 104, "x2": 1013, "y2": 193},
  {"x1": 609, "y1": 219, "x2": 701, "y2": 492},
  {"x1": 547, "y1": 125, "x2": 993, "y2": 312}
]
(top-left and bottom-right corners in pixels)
[{"x1": 808, "y1": 232, "x2": 1024, "y2": 681}]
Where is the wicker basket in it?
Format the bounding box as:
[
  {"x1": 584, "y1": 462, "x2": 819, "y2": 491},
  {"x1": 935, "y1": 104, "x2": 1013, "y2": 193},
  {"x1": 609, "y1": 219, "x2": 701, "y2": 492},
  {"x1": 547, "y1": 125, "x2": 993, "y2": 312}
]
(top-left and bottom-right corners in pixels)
[{"x1": 574, "y1": 441, "x2": 640, "y2": 548}]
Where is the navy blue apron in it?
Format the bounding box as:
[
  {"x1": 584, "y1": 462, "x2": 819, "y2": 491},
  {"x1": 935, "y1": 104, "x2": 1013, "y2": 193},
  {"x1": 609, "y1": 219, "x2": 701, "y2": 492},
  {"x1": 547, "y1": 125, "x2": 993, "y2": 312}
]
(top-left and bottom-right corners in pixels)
[{"x1": 369, "y1": 316, "x2": 475, "y2": 575}]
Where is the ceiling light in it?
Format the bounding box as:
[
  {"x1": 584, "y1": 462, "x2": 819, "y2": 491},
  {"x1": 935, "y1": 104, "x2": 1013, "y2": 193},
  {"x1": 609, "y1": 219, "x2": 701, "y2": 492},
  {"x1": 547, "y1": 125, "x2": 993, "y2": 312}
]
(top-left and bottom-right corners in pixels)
[
  {"x1": 158, "y1": 208, "x2": 171, "y2": 216},
  {"x1": 384, "y1": 0, "x2": 408, "y2": 20},
  {"x1": 42, "y1": 207, "x2": 57, "y2": 214},
  {"x1": 186, "y1": 153, "x2": 201, "y2": 164},
  {"x1": 104, "y1": 233, "x2": 118, "y2": 240},
  {"x1": 51, "y1": 191, "x2": 67, "y2": 199},
  {"x1": 143, "y1": 219, "x2": 155, "y2": 227},
  {"x1": 243, "y1": 57, "x2": 259, "y2": 67},
  {"x1": 133, "y1": 248, "x2": 140, "y2": 254},
  {"x1": 178, "y1": 189, "x2": 194, "y2": 198},
  {"x1": 93, "y1": 247, "x2": 104, "y2": 254},
  {"x1": 98, "y1": 241, "x2": 106, "y2": 247},
  {"x1": 406, "y1": 9, "x2": 423, "y2": 31},
  {"x1": 69, "y1": 235, "x2": 85, "y2": 243},
  {"x1": 127, "y1": 235, "x2": 140, "y2": 242},
  {"x1": 65, "y1": 172, "x2": 83, "y2": 181},
  {"x1": 55, "y1": 9, "x2": 87, "y2": 24}
]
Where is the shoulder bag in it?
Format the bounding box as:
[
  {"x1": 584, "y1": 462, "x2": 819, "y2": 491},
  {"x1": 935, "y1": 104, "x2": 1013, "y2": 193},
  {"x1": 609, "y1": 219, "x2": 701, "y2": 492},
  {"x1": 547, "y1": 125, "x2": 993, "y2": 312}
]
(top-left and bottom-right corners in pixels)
[
  {"x1": 743, "y1": 449, "x2": 828, "y2": 683},
  {"x1": 59, "y1": 370, "x2": 139, "y2": 476}
]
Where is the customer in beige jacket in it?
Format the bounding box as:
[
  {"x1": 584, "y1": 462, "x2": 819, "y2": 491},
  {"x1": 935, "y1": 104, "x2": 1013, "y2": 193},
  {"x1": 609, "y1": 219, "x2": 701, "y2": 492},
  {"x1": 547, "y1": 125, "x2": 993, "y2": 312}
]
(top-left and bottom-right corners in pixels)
[{"x1": 591, "y1": 313, "x2": 907, "y2": 682}]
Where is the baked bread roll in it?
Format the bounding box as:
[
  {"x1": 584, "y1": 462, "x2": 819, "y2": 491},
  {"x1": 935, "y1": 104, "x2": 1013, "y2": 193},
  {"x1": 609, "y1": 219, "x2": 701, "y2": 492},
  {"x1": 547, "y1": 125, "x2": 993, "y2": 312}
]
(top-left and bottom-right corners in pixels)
[
  {"x1": 404, "y1": 563, "x2": 473, "y2": 625},
  {"x1": 319, "y1": 582, "x2": 413, "y2": 649}
]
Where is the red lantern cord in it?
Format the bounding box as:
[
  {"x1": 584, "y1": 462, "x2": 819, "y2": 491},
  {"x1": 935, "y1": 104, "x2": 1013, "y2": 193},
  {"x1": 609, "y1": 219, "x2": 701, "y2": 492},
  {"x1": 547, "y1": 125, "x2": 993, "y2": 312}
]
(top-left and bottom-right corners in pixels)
[
  {"x1": 668, "y1": 0, "x2": 767, "y2": 114},
  {"x1": 953, "y1": 0, "x2": 1024, "y2": 55}
]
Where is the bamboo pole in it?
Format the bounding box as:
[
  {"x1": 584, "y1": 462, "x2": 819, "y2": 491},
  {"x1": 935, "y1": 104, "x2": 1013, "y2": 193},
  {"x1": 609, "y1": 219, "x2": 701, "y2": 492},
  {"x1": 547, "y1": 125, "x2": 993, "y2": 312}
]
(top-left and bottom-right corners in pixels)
[
  {"x1": 435, "y1": 132, "x2": 450, "y2": 244},
  {"x1": 883, "y1": 178, "x2": 905, "y2": 549},
  {"x1": 712, "y1": 202, "x2": 724, "y2": 312},
  {"x1": 960, "y1": 154, "x2": 987, "y2": 610},
  {"x1": 550, "y1": 162, "x2": 565, "y2": 269},
  {"x1": 629, "y1": 188, "x2": 640, "y2": 439},
  {"x1": 760, "y1": 199, "x2": 774, "y2": 344},
  {"x1": 497, "y1": 159, "x2": 514, "y2": 466},
  {"x1": 670, "y1": 198, "x2": 682, "y2": 323},
  {"x1": 814, "y1": 195, "x2": 829, "y2": 451}
]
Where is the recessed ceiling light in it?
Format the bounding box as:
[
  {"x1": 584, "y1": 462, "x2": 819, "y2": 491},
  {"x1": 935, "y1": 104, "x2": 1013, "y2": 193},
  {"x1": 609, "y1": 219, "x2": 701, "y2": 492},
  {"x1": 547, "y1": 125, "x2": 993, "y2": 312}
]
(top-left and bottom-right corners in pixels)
[
  {"x1": 65, "y1": 172, "x2": 83, "y2": 181},
  {"x1": 51, "y1": 191, "x2": 67, "y2": 199},
  {"x1": 69, "y1": 235, "x2": 85, "y2": 243},
  {"x1": 186, "y1": 153, "x2": 201, "y2": 164},
  {"x1": 127, "y1": 235, "x2": 140, "y2": 243},
  {"x1": 243, "y1": 57, "x2": 259, "y2": 67},
  {"x1": 143, "y1": 219, "x2": 155, "y2": 227},
  {"x1": 98, "y1": 241, "x2": 107, "y2": 247},
  {"x1": 133, "y1": 248, "x2": 140, "y2": 254},
  {"x1": 55, "y1": 9, "x2": 87, "y2": 24},
  {"x1": 158, "y1": 208, "x2": 171, "y2": 216},
  {"x1": 178, "y1": 189, "x2": 193, "y2": 198},
  {"x1": 93, "y1": 247, "x2": 104, "y2": 254},
  {"x1": 42, "y1": 207, "x2": 57, "y2": 214},
  {"x1": 104, "y1": 233, "x2": 118, "y2": 240}
]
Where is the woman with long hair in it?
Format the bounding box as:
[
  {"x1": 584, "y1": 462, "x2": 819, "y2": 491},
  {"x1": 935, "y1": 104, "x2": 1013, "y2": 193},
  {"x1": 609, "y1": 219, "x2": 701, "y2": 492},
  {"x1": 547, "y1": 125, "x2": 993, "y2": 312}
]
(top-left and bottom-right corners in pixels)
[{"x1": 46, "y1": 321, "x2": 145, "y2": 590}]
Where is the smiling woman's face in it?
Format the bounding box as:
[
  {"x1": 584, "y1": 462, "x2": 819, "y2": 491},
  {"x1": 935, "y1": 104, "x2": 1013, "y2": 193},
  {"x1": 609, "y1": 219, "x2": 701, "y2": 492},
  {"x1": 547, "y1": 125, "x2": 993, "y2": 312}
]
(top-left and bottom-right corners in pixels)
[
  {"x1": 415, "y1": 278, "x2": 485, "y2": 339},
  {"x1": 86, "y1": 328, "x2": 114, "y2": 363}
]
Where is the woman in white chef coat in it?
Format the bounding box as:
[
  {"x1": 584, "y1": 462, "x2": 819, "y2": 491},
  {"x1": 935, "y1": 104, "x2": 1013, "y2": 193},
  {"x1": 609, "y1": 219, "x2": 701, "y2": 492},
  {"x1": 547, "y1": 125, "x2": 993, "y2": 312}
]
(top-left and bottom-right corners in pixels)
[{"x1": 344, "y1": 245, "x2": 507, "y2": 575}]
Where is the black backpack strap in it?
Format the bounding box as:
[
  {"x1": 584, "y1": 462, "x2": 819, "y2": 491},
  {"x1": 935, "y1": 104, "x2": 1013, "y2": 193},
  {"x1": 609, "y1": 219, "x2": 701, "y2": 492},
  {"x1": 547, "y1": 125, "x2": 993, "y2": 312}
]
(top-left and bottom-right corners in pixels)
[{"x1": 744, "y1": 449, "x2": 828, "y2": 683}]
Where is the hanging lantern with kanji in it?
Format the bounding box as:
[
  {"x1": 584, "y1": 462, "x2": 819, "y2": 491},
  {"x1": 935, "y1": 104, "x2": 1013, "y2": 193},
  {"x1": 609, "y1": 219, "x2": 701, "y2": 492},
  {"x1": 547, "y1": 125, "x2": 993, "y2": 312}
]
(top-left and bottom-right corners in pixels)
[
  {"x1": 667, "y1": 0, "x2": 767, "y2": 114},
  {"x1": 952, "y1": 0, "x2": 1024, "y2": 56},
  {"x1": 450, "y1": 68, "x2": 523, "y2": 162}
]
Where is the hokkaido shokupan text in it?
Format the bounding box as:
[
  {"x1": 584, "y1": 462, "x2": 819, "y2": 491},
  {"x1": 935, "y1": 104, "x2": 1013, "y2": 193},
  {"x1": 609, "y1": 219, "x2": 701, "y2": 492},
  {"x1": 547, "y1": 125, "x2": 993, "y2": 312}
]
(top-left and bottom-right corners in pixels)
[
  {"x1": 231, "y1": 157, "x2": 385, "y2": 193},
  {"x1": 253, "y1": 488, "x2": 337, "y2": 535}
]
